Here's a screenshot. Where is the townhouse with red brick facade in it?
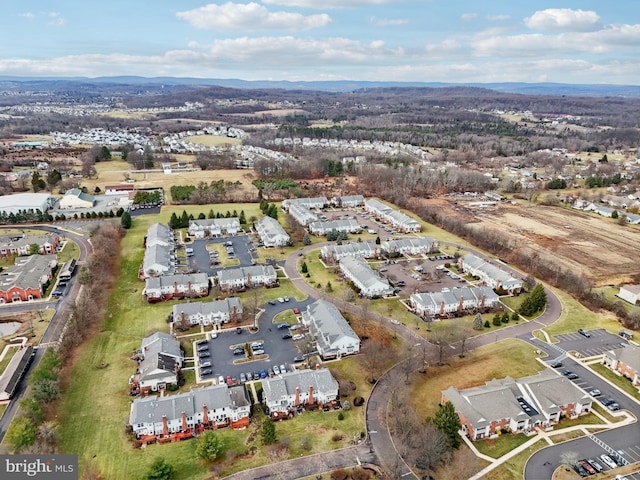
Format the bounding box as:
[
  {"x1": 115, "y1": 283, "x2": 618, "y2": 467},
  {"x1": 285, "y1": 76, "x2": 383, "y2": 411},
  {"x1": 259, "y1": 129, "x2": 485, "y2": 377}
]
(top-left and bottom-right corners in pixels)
[{"x1": 602, "y1": 345, "x2": 640, "y2": 391}]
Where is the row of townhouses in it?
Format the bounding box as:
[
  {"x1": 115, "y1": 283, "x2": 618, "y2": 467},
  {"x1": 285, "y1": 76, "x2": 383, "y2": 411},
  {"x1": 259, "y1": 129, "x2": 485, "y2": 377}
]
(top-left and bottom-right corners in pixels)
[
  {"x1": 339, "y1": 256, "x2": 394, "y2": 298},
  {"x1": 320, "y1": 242, "x2": 379, "y2": 262},
  {"x1": 0, "y1": 233, "x2": 60, "y2": 258},
  {"x1": 301, "y1": 299, "x2": 361, "y2": 359},
  {"x1": 135, "y1": 332, "x2": 183, "y2": 392},
  {"x1": 141, "y1": 223, "x2": 176, "y2": 279},
  {"x1": 144, "y1": 273, "x2": 210, "y2": 302},
  {"x1": 409, "y1": 286, "x2": 500, "y2": 318},
  {"x1": 320, "y1": 237, "x2": 439, "y2": 263},
  {"x1": 172, "y1": 297, "x2": 243, "y2": 327},
  {"x1": 187, "y1": 218, "x2": 241, "y2": 238},
  {"x1": 0, "y1": 254, "x2": 57, "y2": 303},
  {"x1": 364, "y1": 199, "x2": 422, "y2": 232},
  {"x1": 255, "y1": 216, "x2": 290, "y2": 247},
  {"x1": 573, "y1": 200, "x2": 640, "y2": 224},
  {"x1": 443, "y1": 371, "x2": 592, "y2": 441},
  {"x1": 216, "y1": 265, "x2": 278, "y2": 292},
  {"x1": 459, "y1": 254, "x2": 523, "y2": 294},
  {"x1": 309, "y1": 219, "x2": 362, "y2": 236}
]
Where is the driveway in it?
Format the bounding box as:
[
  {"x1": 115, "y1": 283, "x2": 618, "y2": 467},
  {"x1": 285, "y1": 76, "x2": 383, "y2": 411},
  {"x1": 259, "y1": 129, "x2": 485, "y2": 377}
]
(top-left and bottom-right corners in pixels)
[{"x1": 190, "y1": 234, "x2": 258, "y2": 276}]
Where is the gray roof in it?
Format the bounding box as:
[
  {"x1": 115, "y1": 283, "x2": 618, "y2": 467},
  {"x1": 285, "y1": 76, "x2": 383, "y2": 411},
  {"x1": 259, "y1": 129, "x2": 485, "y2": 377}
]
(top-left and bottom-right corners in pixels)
[
  {"x1": 0, "y1": 193, "x2": 51, "y2": 214},
  {"x1": 462, "y1": 254, "x2": 521, "y2": 289},
  {"x1": 443, "y1": 370, "x2": 589, "y2": 428},
  {"x1": 65, "y1": 188, "x2": 95, "y2": 204},
  {"x1": 130, "y1": 384, "x2": 249, "y2": 425},
  {"x1": 321, "y1": 242, "x2": 378, "y2": 259},
  {"x1": 217, "y1": 265, "x2": 276, "y2": 284},
  {"x1": 365, "y1": 198, "x2": 392, "y2": 214},
  {"x1": 139, "y1": 332, "x2": 183, "y2": 383},
  {"x1": 256, "y1": 216, "x2": 290, "y2": 245},
  {"x1": 143, "y1": 244, "x2": 172, "y2": 276},
  {"x1": 339, "y1": 255, "x2": 392, "y2": 293},
  {"x1": 0, "y1": 254, "x2": 57, "y2": 291},
  {"x1": 146, "y1": 223, "x2": 173, "y2": 247},
  {"x1": 145, "y1": 273, "x2": 209, "y2": 290},
  {"x1": 172, "y1": 297, "x2": 243, "y2": 318},
  {"x1": 282, "y1": 197, "x2": 328, "y2": 209},
  {"x1": 189, "y1": 218, "x2": 240, "y2": 229},
  {"x1": 303, "y1": 299, "x2": 359, "y2": 352},
  {"x1": 0, "y1": 233, "x2": 58, "y2": 252},
  {"x1": 382, "y1": 237, "x2": 436, "y2": 253},
  {"x1": 605, "y1": 345, "x2": 640, "y2": 373},
  {"x1": 262, "y1": 368, "x2": 338, "y2": 405},
  {"x1": 333, "y1": 195, "x2": 364, "y2": 205}
]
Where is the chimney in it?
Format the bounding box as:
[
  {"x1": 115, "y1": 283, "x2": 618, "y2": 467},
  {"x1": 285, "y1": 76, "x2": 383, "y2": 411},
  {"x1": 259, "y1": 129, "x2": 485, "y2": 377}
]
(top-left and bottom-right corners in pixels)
[
  {"x1": 294, "y1": 387, "x2": 300, "y2": 406},
  {"x1": 202, "y1": 405, "x2": 209, "y2": 426},
  {"x1": 181, "y1": 411, "x2": 187, "y2": 431},
  {"x1": 308, "y1": 385, "x2": 314, "y2": 405},
  {"x1": 188, "y1": 281, "x2": 192, "y2": 295},
  {"x1": 459, "y1": 295, "x2": 464, "y2": 312},
  {"x1": 162, "y1": 415, "x2": 168, "y2": 436},
  {"x1": 174, "y1": 282, "x2": 178, "y2": 294},
  {"x1": 440, "y1": 300, "x2": 444, "y2": 315},
  {"x1": 481, "y1": 294, "x2": 485, "y2": 309}
]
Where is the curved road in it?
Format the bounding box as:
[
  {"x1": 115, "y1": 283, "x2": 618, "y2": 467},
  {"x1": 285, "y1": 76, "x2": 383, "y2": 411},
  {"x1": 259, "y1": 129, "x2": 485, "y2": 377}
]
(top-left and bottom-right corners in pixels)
[{"x1": 0, "y1": 223, "x2": 93, "y2": 443}]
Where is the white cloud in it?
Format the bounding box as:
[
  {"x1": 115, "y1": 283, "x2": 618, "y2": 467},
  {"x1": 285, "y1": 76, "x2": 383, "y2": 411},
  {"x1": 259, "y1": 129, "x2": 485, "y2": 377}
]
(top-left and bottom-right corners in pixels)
[
  {"x1": 370, "y1": 16, "x2": 409, "y2": 26},
  {"x1": 176, "y1": 2, "x2": 330, "y2": 31},
  {"x1": 262, "y1": 0, "x2": 396, "y2": 8},
  {"x1": 18, "y1": 11, "x2": 64, "y2": 26},
  {"x1": 461, "y1": 13, "x2": 477, "y2": 21},
  {"x1": 48, "y1": 12, "x2": 65, "y2": 27},
  {"x1": 19, "y1": 12, "x2": 35, "y2": 19},
  {"x1": 524, "y1": 8, "x2": 600, "y2": 32}
]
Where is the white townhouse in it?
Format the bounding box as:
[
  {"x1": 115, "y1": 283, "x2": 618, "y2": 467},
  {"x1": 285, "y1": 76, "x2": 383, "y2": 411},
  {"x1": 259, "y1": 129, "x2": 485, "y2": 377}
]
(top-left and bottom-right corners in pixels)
[
  {"x1": 364, "y1": 199, "x2": 421, "y2": 232},
  {"x1": 459, "y1": 254, "x2": 522, "y2": 294},
  {"x1": 331, "y1": 195, "x2": 365, "y2": 208},
  {"x1": 138, "y1": 332, "x2": 183, "y2": 392},
  {"x1": 144, "y1": 273, "x2": 209, "y2": 302},
  {"x1": 320, "y1": 242, "x2": 379, "y2": 262},
  {"x1": 301, "y1": 299, "x2": 360, "y2": 360},
  {"x1": 217, "y1": 265, "x2": 277, "y2": 292},
  {"x1": 146, "y1": 223, "x2": 174, "y2": 248},
  {"x1": 442, "y1": 371, "x2": 592, "y2": 441},
  {"x1": 172, "y1": 297, "x2": 243, "y2": 326},
  {"x1": 142, "y1": 244, "x2": 174, "y2": 278},
  {"x1": 410, "y1": 286, "x2": 499, "y2": 318},
  {"x1": 382, "y1": 237, "x2": 438, "y2": 256},
  {"x1": 618, "y1": 284, "x2": 640, "y2": 305},
  {"x1": 288, "y1": 204, "x2": 318, "y2": 226},
  {"x1": 308, "y1": 219, "x2": 362, "y2": 236},
  {"x1": 339, "y1": 255, "x2": 394, "y2": 298},
  {"x1": 129, "y1": 384, "x2": 251, "y2": 436},
  {"x1": 281, "y1": 197, "x2": 328, "y2": 211},
  {"x1": 256, "y1": 216, "x2": 290, "y2": 247},
  {"x1": 262, "y1": 369, "x2": 339, "y2": 418},
  {"x1": 188, "y1": 218, "x2": 241, "y2": 238}
]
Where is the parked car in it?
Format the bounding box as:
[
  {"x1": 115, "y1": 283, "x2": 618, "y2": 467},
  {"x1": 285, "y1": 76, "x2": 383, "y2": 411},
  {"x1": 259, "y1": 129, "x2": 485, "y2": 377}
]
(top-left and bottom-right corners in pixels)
[
  {"x1": 610, "y1": 452, "x2": 626, "y2": 466},
  {"x1": 273, "y1": 365, "x2": 280, "y2": 375},
  {"x1": 253, "y1": 348, "x2": 264, "y2": 355},
  {"x1": 279, "y1": 364, "x2": 286, "y2": 374},
  {"x1": 240, "y1": 373, "x2": 247, "y2": 383},
  {"x1": 607, "y1": 402, "x2": 620, "y2": 411},
  {"x1": 283, "y1": 297, "x2": 290, "y2": 302},
  {"x1": 251, "y1": 342, "x2": 261, "y2": 349},
  {"x1": 292, "y1": 307, "x2": 300, "y2": 314},
  {"x1": 292, "y1": 334, "x2": 305, "y2": 341},
  {"x1": 282, "y1": 333, "x2": 292, "y2": 340},
  {"x1": 549, "y1": 360, "x2": 563, "y2": 368},
  {"x1": 269, "y1": 300, "x2": 277, "y2": 305},
  {"x1": 201, "y1": 369, "x2": 212, "y2": 376},
  {"x1": 197, "y1": 344, "x2": 209, "y2": 352},
  {"x1": 293, "y1": 356, "x2": 305, "y2": 363},
  {"x1": 578, "y1": 460, "x2": 596, "y2": 475},
  {"x1": 600, "y1": 397, "x2": 615, "y2": 406},
  {"x1": 578, "y1": 328, "x2": 591, "y2": 337},
  {"x1": 268, "y1": 368, "x2": 274, "y2": 377},
  {"x1": 567, "y1": 373, "x2": 579, "y2": 380},
  {"x1": 226, "y1": 375, "x2": 233, "y2": 385},
  {"x1": 289, "y1": 324, "x2": 301, "y2": 331},
  {"x1": 572, "y1": 463, "x2": 588, "y2": 478},
  {"x1": 218, "y1": 375, "x2": 225, "y2": 384},
  {"x1": 586, "y1": 459, "x2": 603, "y2": 473},
  {"x1": 588, "y1": 389, "x2": 601, "y2": 397},
  {"x1": 233, "y1": 347, "x2": 245, "y2": 355},
  {"x1": 236, "y1": 327, "x2": 242, "y2": 334},
  {"x1": 198, "y1": 351, "x2": 211, "y2": 358},
  {"x1": 278, "y1": 297, "x2": 285, "y2": 303},
  {"x1": 245, "y1": 372, "x2": 253, "y2": 381},
  {"x1": 277, "y1": 323, "x2": 290, "y2": 329},
  {"x1": 260, "y1": 369, "x2": 267, "y2": 379},
  {"x1": 600, "y1": 455, "x2": 618, "y2": 470},
  {"x1": 391, "y1": 319, "x2": 400, "y2": 325}
]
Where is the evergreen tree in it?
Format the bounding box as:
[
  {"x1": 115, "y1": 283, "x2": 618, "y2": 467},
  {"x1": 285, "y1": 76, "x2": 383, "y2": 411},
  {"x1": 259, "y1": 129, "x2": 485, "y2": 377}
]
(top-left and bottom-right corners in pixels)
[
  {"x1": 511, "y1": 311, "x2": 519, "y2": 322},
  {"x1": 501, "y1": 311, "x2": 510, "y2": 323},
  {"x1": 198, "y1": 212, "x2": 206, "y2": 219},
  {"x1": 208, "y1": 209, "x2": 215, "y2": 219},
  {"x1": 434, "y1": 401, "x2": 461, "y2": 449},
  {"x1": 121, "y1": 211, "x2": 132, "y2": 229},
  {"x1": 303, "y1": 233, "x2": 312, "y2": 245},
  {"x1": 145, "y1": 457, "x2": 174, "y2": 480},
  {"x1": 180, "y1": 210, "x2": 190, "y2": 228},
  {"x1": 492, "y1": 313, "x2": 502, "y2": 327},
  {"x1": 98, "y1": 146, "x2": 112, "y2": 161},
  {"x1": 196, "y1": 431, "x2": 224, "y2": 461},
  {"x1": 301, "y1": 262, "x2": 308, "y2": 274},
  {"x1": 473, "y1": 313, "x2": 483, "y2": 330},
  {"x1": 375, "y1": 236, "x2": 381, "y2": 245},
  {"x1": 169, "y1": 212, "x2": 180, "y2": 229},
  {"x1": 261, "y1": 418, "x2": 277, "y2": 445},
  {"x1": 239, "y1": 210, "x2": 246, "y2": 224},
  {"x1": 31, "y1": 172, "x2": 46, "y2": 192}
]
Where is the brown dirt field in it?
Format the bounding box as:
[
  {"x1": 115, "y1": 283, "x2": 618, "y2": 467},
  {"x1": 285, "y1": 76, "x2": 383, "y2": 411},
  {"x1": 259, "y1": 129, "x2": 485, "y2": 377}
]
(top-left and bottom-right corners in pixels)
[{"x1": 439, "y1": 200, "x2": 640, "y2": 287}]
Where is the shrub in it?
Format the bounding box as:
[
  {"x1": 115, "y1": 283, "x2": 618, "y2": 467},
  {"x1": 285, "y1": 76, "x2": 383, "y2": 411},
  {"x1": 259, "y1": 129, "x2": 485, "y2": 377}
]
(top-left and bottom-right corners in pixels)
[
  {"x1": 331, "y1": 433, "x2": 344, "y2": 442},
  {"x1": 330, "y1": 468, "x2": 349, "y2": 480},
  {"x1": 338, "y1": 412, "x2": 344, "y2": 421},
  {"x1": 353, "y1": 396, "x2": 365, "y2": 407}
]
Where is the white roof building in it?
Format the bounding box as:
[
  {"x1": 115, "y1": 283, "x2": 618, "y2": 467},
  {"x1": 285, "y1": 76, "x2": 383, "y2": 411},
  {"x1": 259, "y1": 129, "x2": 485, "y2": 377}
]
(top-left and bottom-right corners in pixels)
[
  {"x1": 188, "y1": 218, "x2": 241, "y2": 238},
  {"x1": 0, "y1": 193, "x2": 51, "y2": 216},
  {"x1": 256, "y1": 217, "x2": 290, "y2": 247},
  {"x1": 301, "y1": 299, "x2": 360, "y2": 360},
  {"x1": 339, "y1": 255, "x2": 394, "y2": 298}
]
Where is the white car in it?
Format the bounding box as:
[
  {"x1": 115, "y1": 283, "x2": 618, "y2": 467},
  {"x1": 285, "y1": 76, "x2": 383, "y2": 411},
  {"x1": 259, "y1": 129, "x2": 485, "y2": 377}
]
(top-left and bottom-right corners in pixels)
[
  {"x1": 273, "y1": 365, "x2": 280, "y2": 375},
  {"x1": 292, "y1": 334, "x2": 305, "y2": 341},
  {"x1": 218, "y1": 375, "x2": 225, "y2": 385},
  {"x1": 600, "y1": 454, "x2": 617, "y2": 470},
  {"x1": 391, "y1": 319, "x2": 400, "y2": 325},
  {"x1": 278, "y1": 297, "x2": 285, "y2": 303}
]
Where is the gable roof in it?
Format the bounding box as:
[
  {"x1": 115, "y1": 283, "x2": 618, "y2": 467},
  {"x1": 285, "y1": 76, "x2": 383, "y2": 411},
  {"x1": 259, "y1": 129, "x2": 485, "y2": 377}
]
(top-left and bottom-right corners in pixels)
[{"x1": 262, "y1": 368, "x2": 338, "y2": 404}]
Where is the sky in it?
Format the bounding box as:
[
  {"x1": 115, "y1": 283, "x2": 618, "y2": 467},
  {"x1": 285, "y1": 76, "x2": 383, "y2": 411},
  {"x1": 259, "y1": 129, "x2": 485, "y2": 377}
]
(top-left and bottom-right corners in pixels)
[{"x1": 1, "y1": 1, "x2": 639, "y2": 84}]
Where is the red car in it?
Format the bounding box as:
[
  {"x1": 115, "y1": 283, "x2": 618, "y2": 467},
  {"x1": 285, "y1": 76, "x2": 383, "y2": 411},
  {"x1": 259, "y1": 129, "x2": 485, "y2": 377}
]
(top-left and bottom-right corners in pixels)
[
  {"x1": 292, "y1": 307, "x2": 300, "y2": 314},
  {"x1": 578, "y1": 460, "x2": 596, "y2": 476}
]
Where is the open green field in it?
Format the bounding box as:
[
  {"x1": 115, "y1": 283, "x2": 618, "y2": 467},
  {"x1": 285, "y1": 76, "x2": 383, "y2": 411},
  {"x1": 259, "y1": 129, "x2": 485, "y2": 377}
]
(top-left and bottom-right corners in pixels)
[
  {"x1": 185, "y1": 135, "x2": 242, "y2": 147},
  {"x1": 474, "y1": 433, "x2": 530, "y2": 459},
  {"x1": 410, "y1": 339, "x2": 544, "y2": 420},
  {"x1": 544, "y1": 287, "x2": 622, "y2": 338},
  {"x1": 590, "y1": 363, "x2": 640, "y2": 401}
]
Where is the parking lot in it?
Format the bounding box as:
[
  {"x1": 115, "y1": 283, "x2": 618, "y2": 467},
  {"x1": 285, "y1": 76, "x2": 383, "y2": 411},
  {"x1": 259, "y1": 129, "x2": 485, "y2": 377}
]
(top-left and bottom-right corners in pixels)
[
  {"x1": 188, "y1": 233, "x2": 260, "y2": 276},
  {"x1": 555, "y1": 328, "x2": 630, "y2": 358},
  {"x1": 193, "y1": 297, "x2": 314, "y2": 385}
]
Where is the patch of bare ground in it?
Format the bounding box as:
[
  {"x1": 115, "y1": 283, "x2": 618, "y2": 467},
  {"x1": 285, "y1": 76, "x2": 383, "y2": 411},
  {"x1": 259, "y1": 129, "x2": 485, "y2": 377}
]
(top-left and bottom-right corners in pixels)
[{"x1": 434, "y1": 199, "x2": 640, "y2": 286}]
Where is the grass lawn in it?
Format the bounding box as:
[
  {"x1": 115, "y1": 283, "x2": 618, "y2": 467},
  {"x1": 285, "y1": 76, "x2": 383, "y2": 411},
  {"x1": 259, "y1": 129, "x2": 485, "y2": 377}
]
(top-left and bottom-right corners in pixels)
[
  {"x1": 484, "y1": 439, "x2": 548, "y2": 480},
  {"x1": 545, "y1": 287, "x2": 622, "y2": 338},
  {"x1": 0, "y1": 403, "x2": 6, "y2": 418},
  {"x1": 272, "y1": 310, "x2": 298, "y2": 326},
  {"x1": 410, "y1": 339, "x2": 544, "y2": 420},
  {"x1": 590, "y1": 363, "x2": 640, "y2": 401},
  {"x1": 549, "y1": 430, "x2": 586, "y2": 443},
  {"x1": 591, "y1": 403, "x2": 625, "y2": 423},
  {"x1": 474, "y1": 433, "x2": 530, "y2": 459},
  {"x1": 555, "y1": 413, "x2": 603, "y2": 429}
]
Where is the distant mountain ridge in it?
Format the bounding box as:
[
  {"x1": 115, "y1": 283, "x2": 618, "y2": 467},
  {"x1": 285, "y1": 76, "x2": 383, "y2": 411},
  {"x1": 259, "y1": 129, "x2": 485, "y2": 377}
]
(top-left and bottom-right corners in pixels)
[{"x1": 0, "y1": 75, "x2": 639, "y2": 97}]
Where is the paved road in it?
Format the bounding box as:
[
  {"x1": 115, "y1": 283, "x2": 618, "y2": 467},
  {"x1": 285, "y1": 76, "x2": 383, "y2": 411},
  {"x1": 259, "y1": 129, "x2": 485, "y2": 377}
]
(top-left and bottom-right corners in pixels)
[{"x1": 0, "y1": 224, "x2": 93, "y2": 443}]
